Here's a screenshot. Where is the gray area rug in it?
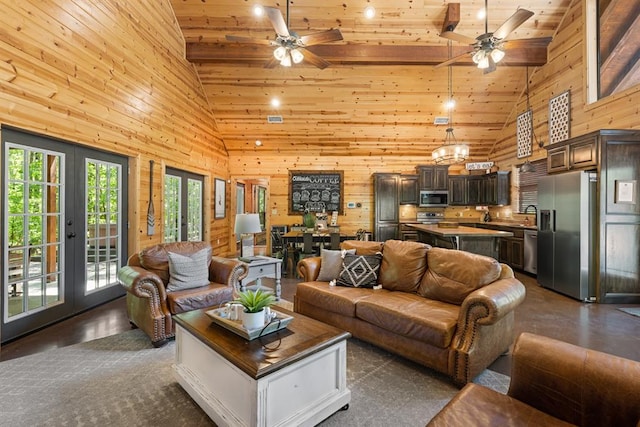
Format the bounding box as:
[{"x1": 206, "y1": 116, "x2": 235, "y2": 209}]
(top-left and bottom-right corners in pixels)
[
  {"x1": 0, "y1": 328, "x2": 509, "y2": 426},
  {"x1": 618, "y1": 307, "x2": 640, "y2": 318}
]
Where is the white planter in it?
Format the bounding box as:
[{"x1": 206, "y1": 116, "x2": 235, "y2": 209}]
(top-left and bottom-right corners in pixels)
[{"x1": 242, "y1": 310, "x2": 265, "y2": 330}]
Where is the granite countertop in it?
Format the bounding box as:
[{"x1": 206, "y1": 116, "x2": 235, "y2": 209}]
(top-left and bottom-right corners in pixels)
[
  {"x1": 442, "y1": 219, "x2": 538, "y2": 231},
  {"x1": 406, "y1": 223, "x2": 514, "y2": 237}
]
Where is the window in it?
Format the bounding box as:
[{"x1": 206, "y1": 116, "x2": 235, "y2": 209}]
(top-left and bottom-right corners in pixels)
[
  {"x1": 164, "y1": 167, "x2": 203, "y2": 242},
  {"x1": 518, "y1": 159, "x2": 547, "y2": 212}
]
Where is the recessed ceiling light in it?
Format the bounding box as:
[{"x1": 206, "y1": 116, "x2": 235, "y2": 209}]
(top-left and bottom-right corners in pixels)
[
  {"x1": 255, "y1": 140, "x2": 262, "y2": 146},
  {"x1": 253, "y1": 5, "x2": 264, "y2": 17},
  {"x1": 477, "y1": 8, "x2": 486, "y2": 20},
  {"x1": 271, "y1": 98, "x2": 281, "y2": 108},
  {"x1": 364, "y1": 6, "x2": 376, "y2": 19},
  {"x1": 445, "y1": 98, "x2": 456, "y2": 110}
]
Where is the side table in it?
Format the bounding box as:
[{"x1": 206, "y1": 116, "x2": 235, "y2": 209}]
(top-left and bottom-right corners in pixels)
[{"x1": 238, "y1": 255, "x2": 283, "y2": 300}]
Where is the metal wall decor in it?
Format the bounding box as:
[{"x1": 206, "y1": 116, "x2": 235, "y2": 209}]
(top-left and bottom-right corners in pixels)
[
  {"x1": 516, "y1": 109, "x2": 533, "y2": 158},
  {"x1": 549, "y1": 90, "x2": 570, "y2": 144}
]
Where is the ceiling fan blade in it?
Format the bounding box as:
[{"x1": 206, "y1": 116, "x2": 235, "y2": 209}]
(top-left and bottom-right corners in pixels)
[
  {"x1": 440, "y1": 31, "x2": 478, "y2": 46},
  {"x1": 264, "y1": 57, "x2": 280, "y2": 69},
  {"x1": 299, "y1": 29, "x2": 343, "y2": 47},
  {"x1": 434, "y1": 51, "x2": 474, "y2": 69},
  {"x1": 483, "y1": 56, "x2": 497, "y2": 74},
  {"x1": 503, "y1": 37, "x2": 553, "y2": 48},
  {"x1": 263, "y1": 6, "x2": 290, "y2": 37},
  {"x1": 299, "y1": 48, "x2": 331, "y2": 69},
  {"x1": 493, "y1": 8, "x2": 534, "y2": 40},
  {"x1": 225, "y1": 35, "x2": 273, "y2": 45}
]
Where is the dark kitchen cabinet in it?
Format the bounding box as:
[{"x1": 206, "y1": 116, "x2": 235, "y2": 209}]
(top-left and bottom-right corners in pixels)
[
  {"x1": 546, "y1": 133, "x2": 598, "y2": 174},
  {"x1": 399, "y1": 175, "x2": 419, "y2": 205},
  {"x1": 499, "y1": 235, "x2": 524, "y2": 270},
  {"x1": 417, "y1": 165, "x2": 449, "y2": 191},
  {"x1": 374, "y1": 173, "x2": 400, "y2": 241},
  {"x1": 448, "y1": 175, "x2": 468, "y2": 205},
  {"x1": 466, "y1": 172, "x2": 510, "y2": 206}
]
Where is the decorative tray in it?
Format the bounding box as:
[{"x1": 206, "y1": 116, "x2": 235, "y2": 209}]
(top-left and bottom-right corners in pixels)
[{"x1": 205, "y1": 307, "x2": 293, "y2": 340}]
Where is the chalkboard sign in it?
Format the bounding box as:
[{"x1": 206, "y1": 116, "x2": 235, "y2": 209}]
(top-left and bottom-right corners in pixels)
[{"x1": 289, "y1": 170, "x2": 344, "y2": 215}]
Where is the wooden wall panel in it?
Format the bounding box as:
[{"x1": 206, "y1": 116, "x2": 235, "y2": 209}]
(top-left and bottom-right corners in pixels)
[{"x1": 0, "y1": 1, "x2": 231, "y2": 255}]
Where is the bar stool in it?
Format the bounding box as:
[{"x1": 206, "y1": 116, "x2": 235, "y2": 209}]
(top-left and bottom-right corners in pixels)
[{"x1": 329, "y1": 232, "x2": 341, "y2": 250}]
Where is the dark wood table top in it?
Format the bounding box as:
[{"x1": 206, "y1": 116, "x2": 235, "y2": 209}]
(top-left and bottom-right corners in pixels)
[{"x1": 173, "y1": 307, "x2": 351, "y2": 380}]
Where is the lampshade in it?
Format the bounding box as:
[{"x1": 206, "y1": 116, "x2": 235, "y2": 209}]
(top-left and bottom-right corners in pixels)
[
  {"x1": 234, "y1": 213, "x2": 262, "y2": 235},
  {"x1": 490, "y1": 48, "x2": 505, "y2": 63},
  {"x1": 519, "y1": 160, "x2": 535, "y2": 173},
  {"x1": 290, "y1": 48, "x2": 304, "y2": 64}
]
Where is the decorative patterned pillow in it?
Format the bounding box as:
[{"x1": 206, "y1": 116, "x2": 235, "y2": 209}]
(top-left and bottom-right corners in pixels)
[
  {"x1": 337, "y1": 253, "x2": 382, "y2": 288},
  {"x1": 317, "y1": 248, "x2": 356, "y2": 282},
  {"x1": 166, "y1": 247, "x2": 211, "y2": 291}
]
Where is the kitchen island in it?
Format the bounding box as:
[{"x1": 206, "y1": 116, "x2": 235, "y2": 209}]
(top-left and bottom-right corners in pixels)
[{"x1": 407, "y1": 223, "x2": 513, "y2": 259}]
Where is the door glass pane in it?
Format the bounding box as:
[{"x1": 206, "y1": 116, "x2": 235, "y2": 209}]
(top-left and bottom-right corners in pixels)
[
  {"x1": 164, "y1": 174, "x2": 181, "y2": 243},
  {"x1": 85, "y1": 159, "x2": 121, "y2": 294},
  {"x1": 4, "y1": 144, "x2": 64, "y2": 321},
  {"x1": 187, "y1": 178, "x2": 202, "y2": 241}
]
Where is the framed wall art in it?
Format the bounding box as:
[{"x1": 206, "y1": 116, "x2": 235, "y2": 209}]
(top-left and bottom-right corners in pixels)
[
  {"x1": 549, "y1": 90, "x2": 570, "y2": 144},
  {"x1": 289, "y1": 170, "x2": 344, "y2": 215},
  {"x1": 516, "y1": 109, "x2": 533, "y2": 158},
  {"x1": 215, "y1": 178, "x2": 226, "y2": 219}
]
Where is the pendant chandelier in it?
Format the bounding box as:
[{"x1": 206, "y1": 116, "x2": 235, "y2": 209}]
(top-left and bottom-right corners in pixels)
[{"x1": 432, "y1": 42, "x2": 469, "y2": 165}]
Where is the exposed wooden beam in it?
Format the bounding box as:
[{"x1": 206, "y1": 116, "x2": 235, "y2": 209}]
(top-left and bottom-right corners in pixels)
[
  {"x1": 186, "y1": 43, "x2": 550, "y2": 67},
  {"x1": 441, "y1": 3, "x2": 460, "y2": 34}
]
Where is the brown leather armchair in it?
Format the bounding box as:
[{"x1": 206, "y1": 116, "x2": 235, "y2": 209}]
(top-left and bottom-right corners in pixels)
[
  {"x1": 117, "y1": 241, "x2": 248, "y2": 347},
  {"x1": 427, "y1": 332, "x2": 640, "y2": 426}
]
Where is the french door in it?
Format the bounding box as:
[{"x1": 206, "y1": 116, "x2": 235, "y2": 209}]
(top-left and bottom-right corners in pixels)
[
  {"x1": 164, "y1": 167, "x2": 203, "y2": 242},
  {"x1": 2, "y1": 127, "x2": 128, "y2": 343}
]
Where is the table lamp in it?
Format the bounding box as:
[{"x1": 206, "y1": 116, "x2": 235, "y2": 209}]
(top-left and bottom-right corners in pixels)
[{"x1": 234, "y1": 213, "x2": 262, "y2": 258}]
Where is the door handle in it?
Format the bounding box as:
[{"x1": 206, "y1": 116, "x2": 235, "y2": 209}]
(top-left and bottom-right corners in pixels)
[{"x1": 67, "y1": 232, "x2": 76, "y2": 238}]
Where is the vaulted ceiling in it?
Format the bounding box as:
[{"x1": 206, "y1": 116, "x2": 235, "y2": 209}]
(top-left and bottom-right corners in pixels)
[{"x1": 170, "y1": 0, "x2": 573, "y2": 158}]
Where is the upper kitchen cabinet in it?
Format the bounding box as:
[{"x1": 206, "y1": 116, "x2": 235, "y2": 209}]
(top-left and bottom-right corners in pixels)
[
  {"x1": 399, "y1": 175, "x2": 419, "y2": 205},
  {"x1": 448, "y1": 175, "x2": 468, "y2": 206},
  {"x1": 485, "y1": 171, "x2": 511, "y2": 206},
  {"x1": 547, "y1": 132, "x2": 598, "y2": 173},
  {"x1": 417, "y1": 166, "x2": 449, "y2": 191}
]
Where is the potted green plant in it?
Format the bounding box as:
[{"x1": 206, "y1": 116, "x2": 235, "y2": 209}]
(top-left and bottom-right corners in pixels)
[{"x1": 234, "y1": 289, "x2": 276, "y2": 330}]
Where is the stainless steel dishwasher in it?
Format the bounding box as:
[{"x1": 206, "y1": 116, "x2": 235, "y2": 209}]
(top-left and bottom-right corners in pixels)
[{"x1": 524, "y1": 230, "x2": 537, "y2": 274}]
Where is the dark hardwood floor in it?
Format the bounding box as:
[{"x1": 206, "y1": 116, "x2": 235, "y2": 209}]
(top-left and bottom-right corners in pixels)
[{"x1": 2, "y1": 272, "x2": 639, "y2": 378}]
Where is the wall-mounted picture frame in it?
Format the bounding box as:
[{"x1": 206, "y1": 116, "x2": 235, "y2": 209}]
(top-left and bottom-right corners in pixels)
[
  {"x1": 615, "y1": 180, "x2": 636, "y2": 204},
  {"x1": 215, "y1": 178, "x2": 226, "y2": 219},
  {"x1": 289, "y1": 170, "x2": 344, "y2": 215},
  {"x1": 516, "y1": 109, "x2": 533, "y2": 158},
  {"x1": 549, "y1": 90, "x2": 570, "y2": 144}
]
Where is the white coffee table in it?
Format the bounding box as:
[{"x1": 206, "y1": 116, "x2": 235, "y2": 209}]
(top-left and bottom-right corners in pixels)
[{"x1": 173, "y1": 307, "x2": 351, "y2": 427}]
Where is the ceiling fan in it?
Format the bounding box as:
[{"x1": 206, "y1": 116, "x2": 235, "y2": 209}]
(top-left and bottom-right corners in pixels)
[
  {"x1": 436, "y1": 1, "x2": 552, "y2": 73},
  {"x1": 225, "y1": 2, "x2": 343, "y2": 69}
]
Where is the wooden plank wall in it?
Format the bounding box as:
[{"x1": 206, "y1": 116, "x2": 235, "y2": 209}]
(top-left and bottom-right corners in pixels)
[
  {"x1": 491, "y1": 0, "x2": 640, "y2": 168},
  {"x1": 0, "y1": 1, "x2": 230, "y2": 256}
]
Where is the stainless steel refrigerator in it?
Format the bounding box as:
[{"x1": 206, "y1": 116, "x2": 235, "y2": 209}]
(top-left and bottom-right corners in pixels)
[{"x1": 537, "y1": 170, "x2": 597, "y2": 301}]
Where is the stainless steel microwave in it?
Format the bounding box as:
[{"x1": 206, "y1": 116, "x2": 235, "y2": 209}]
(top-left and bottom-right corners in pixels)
[{"x1": 419, "y1": 190, "x2": 449, "y2": 207}]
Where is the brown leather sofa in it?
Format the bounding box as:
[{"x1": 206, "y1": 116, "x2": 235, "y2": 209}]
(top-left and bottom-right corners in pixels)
[
  {"x1": 427, "y1": 332, "x2": 640, "y2": 426},
  {"x1": 117, "y1": 241, "x2": 248, "y2": 346},
  {"x1": 294, "y1": 240, "x2": 526, "y2": 385}
]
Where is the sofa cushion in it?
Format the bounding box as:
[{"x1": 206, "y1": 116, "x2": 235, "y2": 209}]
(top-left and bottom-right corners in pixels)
[
  {"x1": 427, "y1": 383, "x2": 575, "y2": 427},
  {"x1": 139, "y1": 241, "x2": 211, "y2": 285},
  {"x1": 166, "y1": 248, "x2": 211, "y2": 291},
  {"x1": 317, "y1": 248, "x2": 356, "y2": 282},
  {"x1": 378, "y1": 239, "x2": 430, "y2": 292},
  {"x1": 355, "y1": 291, "x2": 459, "y2": 348},
  {"x1": 340, "y1": 240, "x2": 384, "y2": 255},
  {"x1": 296, "y1": 281, "x2": 385, "y2": 317},
  {"x1": 337, "y1": 253, "x2": 382, "y2": 288},
  {"x1": 418, "y1": 247, "x2": 502, "y2": 305}
]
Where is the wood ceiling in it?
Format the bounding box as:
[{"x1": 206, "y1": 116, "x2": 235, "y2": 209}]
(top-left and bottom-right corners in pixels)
[{"x1": 170, "y1": 0, "x2": 573, "y2": 158}]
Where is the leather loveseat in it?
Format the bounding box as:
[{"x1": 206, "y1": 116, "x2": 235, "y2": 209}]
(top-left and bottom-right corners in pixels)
[
  {"x1": 117, "y1": 241, "x2": 248, "y2": 346},
  {"x1": 294, "y1": 240, "x2": 526, "y2": 385},
  {"x1": 427, "y1": 332, "x2": 640, "y2": 426}
]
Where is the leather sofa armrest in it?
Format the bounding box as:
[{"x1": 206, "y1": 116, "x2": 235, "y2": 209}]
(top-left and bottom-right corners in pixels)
[
  {"x1": 457, "y1": 277, "x2": 525, "y2": 329},
  {"x1": 508, "y1": 332, "x2": 640, "y2": 426},
  {"x1": 209, "y1": 256, "x2": 248, "y2": 288},
  {"x1": 117, "y1": 265, "x2": 167, "y2": 301},
  {"x1": 297, "y1": 256, "x2": 322, "y2": 281}
]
